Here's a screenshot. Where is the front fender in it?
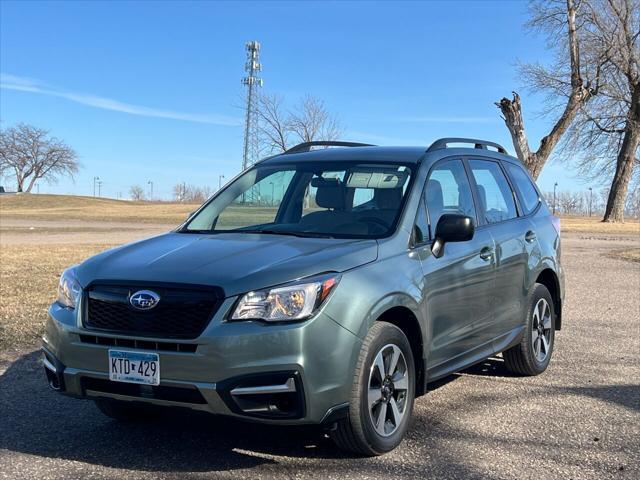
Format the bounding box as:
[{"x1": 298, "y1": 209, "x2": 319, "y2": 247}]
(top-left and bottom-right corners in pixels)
[{"x1": 322, "y1": 254, "x2": 424, "y2": 340}]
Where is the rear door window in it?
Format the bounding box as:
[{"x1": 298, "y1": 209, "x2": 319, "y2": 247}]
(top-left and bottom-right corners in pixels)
[
  {"x1": 504, "y1": 162, "x2": 540, "y2": 214},
  {"x1": 468, "y1": 159, "x2": 518, "y2": 224}
]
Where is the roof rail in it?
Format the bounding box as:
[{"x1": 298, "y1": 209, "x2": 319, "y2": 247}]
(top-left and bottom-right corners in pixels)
[
  {"x1": 283, "y1": 141, "x2": 375, "y2": 154},
  {"x1": 426, "y1": 138, "x2": 508, "y2": 154}
]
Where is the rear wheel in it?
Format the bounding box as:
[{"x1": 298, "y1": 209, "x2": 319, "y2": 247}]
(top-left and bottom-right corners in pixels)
[
  {"x1": 94, "y1": 398, "x2": 159, "y2": 422},
  {"x1": 330, "y1": 322, "x2": 415, "y2": 456},
  {"x1": 503, "y1": 283, "x2": 555, "y2": 375}
]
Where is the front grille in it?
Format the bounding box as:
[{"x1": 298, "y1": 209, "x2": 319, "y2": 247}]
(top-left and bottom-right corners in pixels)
[
  {"x1": 82, "y1": 377, "x2": 207, "y2": 404},
  {"x1": 84, "y1": 283, "x2": 222, "y2": 339}
]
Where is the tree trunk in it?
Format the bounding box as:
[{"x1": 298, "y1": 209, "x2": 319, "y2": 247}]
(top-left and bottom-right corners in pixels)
[
  {"x1": 14, "y1": 168, "x2": 24, "y2": 192},
  {"x1": 25, "y1": 175, "x2": 38, "y2": 193},
  {"x1": 496, "y1": 93, "x2": 536, "y2": 174},
  {"x1": 603, "y1": 82, "x2": 640, "y2": 223}
]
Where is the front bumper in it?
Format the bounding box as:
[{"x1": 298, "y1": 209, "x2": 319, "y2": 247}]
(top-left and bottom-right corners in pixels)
[{"x1": 43, "y1": 298, "x2": 360, "y2": 425}]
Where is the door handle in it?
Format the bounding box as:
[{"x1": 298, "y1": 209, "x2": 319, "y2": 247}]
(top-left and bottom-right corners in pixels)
[
  {"x1": 525, "y1": 230, "x2": 537, "y2": 243},
  {"x1": 479, "y1": 246, "x2": 494, "y2": 261}
]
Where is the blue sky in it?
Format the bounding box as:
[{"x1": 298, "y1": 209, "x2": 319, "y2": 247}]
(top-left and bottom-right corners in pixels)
[{"x1": 1, "y1": 0, "x2": 588, "y2": 199}]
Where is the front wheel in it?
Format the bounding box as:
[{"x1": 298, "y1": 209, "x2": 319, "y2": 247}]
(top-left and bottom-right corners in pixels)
[
  {"x1": 503, "y1": 283, "x2": 556, "y2": 376},
  {"x1": 330, "y1": 322, "x2": 415, "y2": 456}
]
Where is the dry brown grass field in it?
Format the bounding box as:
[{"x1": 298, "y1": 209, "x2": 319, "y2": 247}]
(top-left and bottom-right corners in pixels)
[
  {"x1": 0, "y1": 193, "x2": 638, "y2": 352},
  {"x1": 0, "y1": 244, "x2": 116, "y2": 352},
  {"x1": 560, "y1": 215, "x2": 640, "y2": 234},
  {"x1": 0, "y1": 193, "x2": 199, "y2": 224}
]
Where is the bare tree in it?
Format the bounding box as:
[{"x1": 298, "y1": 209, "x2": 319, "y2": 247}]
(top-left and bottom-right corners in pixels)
[
  {"x1": 129, "y1": 185, "x2": 145, "y2": 201},
  {"x1": 500, "y1": 0, "x2": 639, "y2": 222},
  {"x1": 256, "y1": 94, "x2": 290, "y2": 153},
  {"x1": 578, "y1": 0, "x2": 639, "y2": 222},
  {"x1": 289, "y1": 95, "x2": 342, "y2": 145},
  {"x1": 256, "y1": 93, "x2": 342, "y2": 154},
  {"x1": 173, "y1": 183, "x2": 186, "y2": 202},
  {"x1": 496, "y1": 0, "x2": 598, "y2": 180},
  {"x1": 556, "y1": 190, "x2": 581, "y2": 214},
  {"x1": 552, "y1": 0, "x2": 640, "y2": 222},
  {"x1": 172, "y1": 183, "x2": 213, "y2": 203},
  {"x1": 0, "y1": 123, "x2": 79, "y2": 192}
]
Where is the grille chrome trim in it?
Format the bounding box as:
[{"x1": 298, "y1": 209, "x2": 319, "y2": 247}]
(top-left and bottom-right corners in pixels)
[
  {"x1": 42, "y1": 357, "x2": 57, "y2": 373},
  {"x1": 230, "y1": 378, "x2": 297, "y2": 396}
]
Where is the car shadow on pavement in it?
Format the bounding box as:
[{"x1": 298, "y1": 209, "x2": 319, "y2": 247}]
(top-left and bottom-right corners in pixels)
[
  {"x1": 0, "y1": 350, "x2": 356, "y2": 473},
  {"x1": 457, "y1": 356, "x2": 640, "y2": 413},
  {"x1": 422, "y1": 357, "x2": 517, "y2": 394},
  {"x1": 460, "y1": 356, "x2": 518, "y2": 378},
  {"x1": 564, "y1": 384, "x2": 640, "y2": 413}
]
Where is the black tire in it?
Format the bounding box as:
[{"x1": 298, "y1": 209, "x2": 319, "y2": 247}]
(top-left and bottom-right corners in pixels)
[
  {"x1": 330, "y1": 321, "x2": 415, "y2": 456},
  {"x1": 503, "y1": 283, "x2": 556, "y2": 376},
  {"x1": 94, "y1": 398, "x2": 159, "y2": 422}
]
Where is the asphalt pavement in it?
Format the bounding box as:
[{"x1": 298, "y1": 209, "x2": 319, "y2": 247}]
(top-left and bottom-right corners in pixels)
[{"x1": 1, "y1": 232, "x2": 638, "y2": 479}]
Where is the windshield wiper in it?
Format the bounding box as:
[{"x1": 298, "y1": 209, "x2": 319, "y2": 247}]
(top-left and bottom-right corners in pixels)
[
  {"x1": 239, "y1": 229, "x2": 335, "y2": 239},
  {"x1": 178, "y1": 228, "x2": 334, "y2": 238},
  {"x1": 177, "y1": 229, "x2": 219, "y2": 234}
]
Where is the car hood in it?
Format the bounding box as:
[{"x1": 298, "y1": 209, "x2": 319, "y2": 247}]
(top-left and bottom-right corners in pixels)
[{"x1": 76, "y1": 232, "x2": 378, "y2": 296}]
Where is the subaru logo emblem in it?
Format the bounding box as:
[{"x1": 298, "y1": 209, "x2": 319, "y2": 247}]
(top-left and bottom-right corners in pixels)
[{"x1": 129, "y1": 290, "x2": 160, "y2": 310}]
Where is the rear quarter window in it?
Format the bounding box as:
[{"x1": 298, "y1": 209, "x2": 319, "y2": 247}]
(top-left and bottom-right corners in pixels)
[{"x1": 505, "y1": 163, "x2": 541, "y2": 215}]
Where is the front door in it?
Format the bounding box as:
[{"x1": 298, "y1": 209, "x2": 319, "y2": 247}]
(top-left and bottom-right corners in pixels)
[{"x1": 416, "y1": 158, "x2": 496, "y2": 380}]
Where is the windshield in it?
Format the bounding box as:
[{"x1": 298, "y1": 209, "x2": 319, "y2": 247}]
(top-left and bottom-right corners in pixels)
[{"x1": 182, "y1": 161, "x2": 413, "y2": 239}]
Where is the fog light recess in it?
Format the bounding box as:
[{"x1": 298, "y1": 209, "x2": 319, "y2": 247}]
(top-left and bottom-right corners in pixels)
[{"x1": 218, "y1": 371, "x2": 305, "y2": 419}]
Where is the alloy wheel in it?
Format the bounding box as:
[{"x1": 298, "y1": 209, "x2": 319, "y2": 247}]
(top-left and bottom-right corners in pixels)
[
  {"x1": 367, "y1": 343, "x2": 409, "y2": 437},
  {"x1": 531, "y1": 298, "x2": 552, "y2": 363}
]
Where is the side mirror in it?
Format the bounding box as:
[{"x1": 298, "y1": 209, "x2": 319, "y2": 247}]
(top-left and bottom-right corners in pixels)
[{"x1": 431, "y1": 214, "x2": 475, "y2": 258}]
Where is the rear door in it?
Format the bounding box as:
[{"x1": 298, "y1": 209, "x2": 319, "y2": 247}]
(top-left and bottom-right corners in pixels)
[
  {"x1": 503, "y1": 160, "x2": 546, "y2": 320},
  {"x1": 467, "y1": 158, "x2": 530, "y2": 345},
  {"x1": 416, "y1": 158, "x2": 496, "y2": 379}
]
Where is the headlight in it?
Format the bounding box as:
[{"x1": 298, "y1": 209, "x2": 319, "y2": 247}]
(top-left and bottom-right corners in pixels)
[
  {"x1": 57, "y1": 267, "x2": 82, "y2": 309},
  {"x1": 231, "y1": 274, "x2": 340, "y2": 322}
]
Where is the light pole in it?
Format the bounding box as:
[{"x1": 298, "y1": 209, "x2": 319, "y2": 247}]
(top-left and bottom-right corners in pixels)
[
  {"x1": 218, "y1": 175, "x2": 225, "y2": 191},
  {"x1": 97, "y1": 180, "x2": 103, "y2": 197},
  {"x1": 553, "y1": 182, "x2": 558, "y2": 215},
  {"x1": 589, "y1": 187, "x2": 593, "y2": 217},
  {"x1": 93, "y1": 176, "x2": 100, "y2": 197},
  {"x1": 270, "y1": 182, "x2": 275, "y2": 206},
  {"x1": 148, "y1": 180, "x2": 153, "y2": 199}
]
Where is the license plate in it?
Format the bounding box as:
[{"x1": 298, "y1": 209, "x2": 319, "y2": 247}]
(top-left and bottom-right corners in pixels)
[{"x1": 108, "y1": 350, "x2": 160, "y2": 386}]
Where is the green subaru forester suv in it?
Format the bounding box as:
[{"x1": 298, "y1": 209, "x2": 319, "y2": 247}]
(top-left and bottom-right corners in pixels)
[{"x1": 44, "y1": 138, "x2": 564, "y2": 455}]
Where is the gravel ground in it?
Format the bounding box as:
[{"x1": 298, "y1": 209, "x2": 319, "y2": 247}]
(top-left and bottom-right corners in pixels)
[{"x1": 0, "y1": 232, "x2": 638, "y2": 479}]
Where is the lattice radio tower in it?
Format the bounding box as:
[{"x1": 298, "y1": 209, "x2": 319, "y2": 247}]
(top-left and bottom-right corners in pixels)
[{"x1": 241, "y1": 41, "x2": 263, "y2": 173}]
